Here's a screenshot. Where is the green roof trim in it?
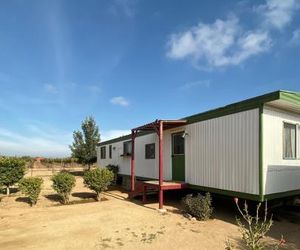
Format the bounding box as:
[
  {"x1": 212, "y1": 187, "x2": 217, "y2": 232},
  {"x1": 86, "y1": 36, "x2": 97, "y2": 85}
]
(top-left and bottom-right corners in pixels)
[
  {"x1": 280, "y1": 91, "x2": 300, "y2": 106},
  {"x1": 98, "y1": 90, "x2": 300, "y2": 146}
]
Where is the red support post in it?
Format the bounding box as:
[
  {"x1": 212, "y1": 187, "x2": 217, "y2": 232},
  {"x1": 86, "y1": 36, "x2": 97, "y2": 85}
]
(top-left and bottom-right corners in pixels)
[
  {"x1": 158, "y1": 121, "x2": 164, "y2": 209},
  {"x1": 130, "y1": 130, "x2": 136, "y2": 192}
]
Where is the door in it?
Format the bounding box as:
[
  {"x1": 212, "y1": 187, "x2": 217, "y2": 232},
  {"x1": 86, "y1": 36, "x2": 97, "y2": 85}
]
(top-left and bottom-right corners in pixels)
[{"x1": 172, "y1": 132, "x2": 185, "y2": 181}]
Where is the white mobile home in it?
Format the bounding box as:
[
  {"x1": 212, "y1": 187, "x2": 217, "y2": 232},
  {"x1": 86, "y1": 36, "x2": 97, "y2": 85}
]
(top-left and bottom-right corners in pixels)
[{"x1": 97, "y1": 90, "x2": 300, "y2": 203}]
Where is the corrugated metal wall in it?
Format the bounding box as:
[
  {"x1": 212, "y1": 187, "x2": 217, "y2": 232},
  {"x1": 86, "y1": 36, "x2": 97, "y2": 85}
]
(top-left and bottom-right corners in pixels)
[
  {"x1": 263, "y1": 105, "x2": 300, "y2": 194},
  {"x1": 185, "y1": 109, "x2": 260, "y2": 195},
  {"x1": 98, "y1": 108, "x2": 260, "y2": 195},
  {"x1": 97, "y1": 132, "x2": 172, "y2": 180}
]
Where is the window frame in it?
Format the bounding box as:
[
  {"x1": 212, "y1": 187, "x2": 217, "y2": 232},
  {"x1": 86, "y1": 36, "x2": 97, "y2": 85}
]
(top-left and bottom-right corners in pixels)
[
  {"x1": 109, "y1": 145, "x2": 112, "y2": 159},
  {"x1": 145, "y1": 143, "x2": 155, "y2": 159},
  {"x1": 123, "y1": 140, "x2": 132, "y2": 156},
  {"x1": 282, "y1": 122, "x2": 297, "y2": 160},
  {"x1": 297, "y1": 124, "x2": 300, "y2": 160},
  {"x1": 100, "y1": 146, "x2": 106, "y2": 159},
  {"x1": 172, "y1": 132, "x2": 185, "y2": 156}
]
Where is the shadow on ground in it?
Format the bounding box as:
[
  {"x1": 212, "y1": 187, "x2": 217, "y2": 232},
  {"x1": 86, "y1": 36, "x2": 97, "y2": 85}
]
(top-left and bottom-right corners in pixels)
[
  {"x1": 72, "y1": 192, "x2": 96, "y2": 199},
  {"x1": 15, "y1": 197, "x2": 31, "y2": 205},
  {"x1": 127, "y1": 187, "x2": 300, "y2": 249},
  {"x1": 44, "y1": 194, "x2": 61, "y2": 202}
]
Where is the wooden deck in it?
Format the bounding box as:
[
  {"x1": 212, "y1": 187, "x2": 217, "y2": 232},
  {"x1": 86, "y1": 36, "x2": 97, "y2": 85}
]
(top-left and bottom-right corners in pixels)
[
  {"x1": 128, "y1": 180, "x2": 188, "y2": 204},
  {"x1": 143, "y1": 180, "x2": 188, "y2": 190}
]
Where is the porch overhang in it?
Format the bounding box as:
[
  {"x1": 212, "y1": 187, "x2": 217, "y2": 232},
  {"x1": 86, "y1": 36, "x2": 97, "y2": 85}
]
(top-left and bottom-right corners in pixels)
[{"x1": 130, "y1": 119, "x2": 187, "y2": 209}]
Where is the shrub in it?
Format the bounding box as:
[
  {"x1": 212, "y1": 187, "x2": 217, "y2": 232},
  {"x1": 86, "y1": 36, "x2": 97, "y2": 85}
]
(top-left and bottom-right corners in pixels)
[
  {"x1": 182, "y1": 192, "x2": 213, "y2": 221},
  {"x1": 19, "y1": 177, "x2": 43, "y2": 206},
  {"x1": 233, "y1": 199, "x2": 285, "y2": 250},
  {"x1": 51, "y1": 172, "x2": 76, "y2": 204},
  {"x1": 0, "y1": 157, "x2": 26, "y2": 195},
  {"x1": 106, "y1": 164, "x2": 119, "y2": 185},
  {"x1": 83, "y1": 168, "x2": 114, "y2": 201}
]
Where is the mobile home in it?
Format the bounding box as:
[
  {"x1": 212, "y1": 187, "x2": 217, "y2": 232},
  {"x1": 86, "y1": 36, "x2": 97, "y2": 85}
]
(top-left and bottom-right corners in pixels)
[{"x1": 97, "y1": 90, "x2": 300, "y2": 206}]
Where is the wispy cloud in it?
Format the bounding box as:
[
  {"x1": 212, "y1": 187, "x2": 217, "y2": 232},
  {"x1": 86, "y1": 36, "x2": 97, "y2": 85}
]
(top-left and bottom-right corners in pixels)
[
  {"x1": 179, "y1": 80, "x2": 211, "y2": 91},
  {"x1": 87, "y1": 85, "x2": 101, "y2": 94},
  {"x1": 255, "y1": 0, "x2": 299, "y2": 30},
  {"x1": 167, "y1": 16, "x2": 272, "y2": 70},
  {"x1": 110, "y1": 96, "x2": 130, "y2": 106},
  {"x1": 44, "y1": 83, "x2": 58, "y2": 94},
  {"x1": 290, "y1": 29, "x2": 300, "y2": 45},
  {"x1": 166, "y1": 0, "x2": 300, "y2": 70},
  {"x1": 101, "y1": 129, "x2": 131, "y2": 142},
  {"x1": 108, "y1": 0, "x2": 138, "y2": 18},
  {"x1": 0, "y1": 126, "x2": 71, "y2": 157}
]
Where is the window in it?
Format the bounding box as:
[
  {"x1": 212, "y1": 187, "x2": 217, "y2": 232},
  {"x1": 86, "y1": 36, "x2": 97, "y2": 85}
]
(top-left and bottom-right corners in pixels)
[
  {"x1": 109, "y1": 145, "x2": 112, "y2": 159},
  {"x1": 283, "y1": 123, "x2": 296, "y2": 159},
  {"x1": 145, "y1": 143, "x2": 155, "y2": 159},
  {"x1": 123, "y1": 141, "x2": 132, "y2": 155},
  {"x1": 298, "y1": 125, "x2": 300, "y2": 159},
  {"x1": 100, "y1": 146, "x2": 106, "y2": 159},
  {"x1": 172, "y1": 132, "x2": 185, "y2": 155}
]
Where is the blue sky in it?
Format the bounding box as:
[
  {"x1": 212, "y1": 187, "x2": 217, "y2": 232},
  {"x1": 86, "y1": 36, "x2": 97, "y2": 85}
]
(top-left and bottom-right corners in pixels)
[{"x1": 0, "y1": 0, "x2": 300, "y2": 157}]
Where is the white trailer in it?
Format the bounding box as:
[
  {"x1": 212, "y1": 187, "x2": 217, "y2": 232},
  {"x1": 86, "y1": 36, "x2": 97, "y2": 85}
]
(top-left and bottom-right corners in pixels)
[{"x1": 97, "y1": 90, "x2": 300, "y2": 202}]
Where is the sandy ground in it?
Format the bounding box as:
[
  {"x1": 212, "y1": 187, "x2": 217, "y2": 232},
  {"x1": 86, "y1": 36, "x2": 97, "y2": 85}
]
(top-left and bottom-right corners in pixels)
[{"x1": 0, "y1": 175, "x2": 299, "y2": 250}]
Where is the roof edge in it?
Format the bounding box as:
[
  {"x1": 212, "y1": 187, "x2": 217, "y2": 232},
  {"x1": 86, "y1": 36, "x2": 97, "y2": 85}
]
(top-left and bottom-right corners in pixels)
[{"x1": 98, "y1": 90, "x2": 300, "y2": 146}]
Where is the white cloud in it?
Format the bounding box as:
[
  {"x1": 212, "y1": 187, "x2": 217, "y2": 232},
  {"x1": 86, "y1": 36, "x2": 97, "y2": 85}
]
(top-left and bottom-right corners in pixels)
[
  {"x1": 101, "y1": 129, "x2": 131, "y2": 142},
  {"x1": 108, "y1": 0, "x2": 138, "y2": 18},
  {"x1": 44, "y1": 83, "x2": 58, "y2": 94},
  {"x1": 290, "y1": 29, "x2": 300, "y2": 45},
  {"x1": 110, "y1": 96, "x2": 129, "y2": 106},
  {"x1": 255, "y1": 0, "x2": 299, "y2": 30},
  {"x1": 167, "y1": 16, "x2": 272, "y2": 69},
  {"x1": 0, "y1": 127, "x2": 71, "y2": 157},
  {"x1": 179, "y1": 80, "x2": 211, "y2": 90}
]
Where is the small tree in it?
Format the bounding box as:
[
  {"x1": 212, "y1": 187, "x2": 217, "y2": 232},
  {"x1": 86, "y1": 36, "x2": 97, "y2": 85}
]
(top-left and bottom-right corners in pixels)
[
  {"x1": 19, "y1": 177, "x2": 43, "y2": 206},
  {"x1": 69, "y1": 116, "x2": 100, "y2": 169},
  {"x1": 106, "y1": 164, "x2": 119, "y2": 185},
  {"x1": 51, "y1": 172, "x2": 76, "y2": 204},
  {"x1": 83, "y1": 168, "x2": 114, "y2": 201},
  {"x1": 0, "y1": 157, "x2": 26, "y2": 195}
]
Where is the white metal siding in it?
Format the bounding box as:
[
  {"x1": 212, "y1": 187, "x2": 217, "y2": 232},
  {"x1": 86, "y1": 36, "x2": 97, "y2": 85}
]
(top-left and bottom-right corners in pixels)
[
  {"x1": 185, "y1": 109, "x2": 260, "y2": 195},
  {"x1": 263, "y1": 105, "x2": 300, "y2": 195},
  {"x1": 97, "y1": 109, "x2": 260, "y2": 195},
  {"x1": 97, "y1": 133, "x2": 172, "y2": 180}
]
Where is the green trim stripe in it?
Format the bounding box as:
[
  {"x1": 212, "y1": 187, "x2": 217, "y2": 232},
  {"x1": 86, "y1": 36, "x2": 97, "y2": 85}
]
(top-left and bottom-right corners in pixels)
[
  {"x1": 117, "y1": 174, "x2": 300, "y2": 201},
  {"x1": 280, "y1": 91, "x2": 300, "y2": 106},
  {"x1": 188, "y1": 184, "x2": 261, "y2": 201},
  {"x1": 264, "y1": 189, "x2": 300, "y2": 200},
  {"x1": 259, "y1": 105, "x2": 264, "y2": 202}
]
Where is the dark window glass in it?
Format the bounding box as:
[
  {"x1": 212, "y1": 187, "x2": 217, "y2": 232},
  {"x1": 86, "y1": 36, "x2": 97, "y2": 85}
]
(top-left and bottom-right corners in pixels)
[
  {"x1": 145, "y1": 143, "x2": 155, "y2": 159},
  {"x1": 109, "y1": 145, "x2": 112, "y2": 159},
  {"x1": 172, "y1": 133, "x2": 184, "y2": 155},
  {"x1": 123, "y1": 141, "x2": 132, "y2": 155},
  {"x1": 100, "y1": 146, "x2": 106, "y2": 159}
]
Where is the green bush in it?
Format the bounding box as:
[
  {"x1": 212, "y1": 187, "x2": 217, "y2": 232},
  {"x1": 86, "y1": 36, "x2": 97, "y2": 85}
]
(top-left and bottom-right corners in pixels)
[
  {"x1": 182, "y1": 192, "x2": 213, "y2": 221},
  {"x1": 0, "y1": 157, "x2": 26, "y2": 195},
  {"x1": 19, "y1": 177, "x2": 43, "y2": 206},
  {"x1": 51, "y1": 172, "x2": 76, "y2": 204},
  {"x1": 106, "y1": 164, "x2": 119, "y2": 185},
  {"x1": 83, "y1": 168, "x2": 114, "y2": 201}
]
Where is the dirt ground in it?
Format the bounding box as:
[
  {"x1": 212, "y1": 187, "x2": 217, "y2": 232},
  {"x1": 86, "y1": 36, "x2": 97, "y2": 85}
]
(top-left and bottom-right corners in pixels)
[{"x1": 0, "y1": 175, "x2": 299, "y2": 250}]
